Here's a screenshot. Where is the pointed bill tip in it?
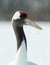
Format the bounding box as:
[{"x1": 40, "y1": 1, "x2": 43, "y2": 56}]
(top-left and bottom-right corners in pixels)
[
  {"x1": 31, "y1": 22, "x2": 43, "y2": 30},
  {"x1": 36, "y1": 26, "x2": 42, "y2": 30},
  {"x1": 33, "y1": 23, "x2": 43, "y2": 30}
]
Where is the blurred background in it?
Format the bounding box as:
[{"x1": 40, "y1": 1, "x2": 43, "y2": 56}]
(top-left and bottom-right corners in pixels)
[
  {"x1": 0, "y1": 0, "x2": 50, "y2": 21},
  {"x1": 0, "y1": 0, "x2": 50, "y2": 65}
]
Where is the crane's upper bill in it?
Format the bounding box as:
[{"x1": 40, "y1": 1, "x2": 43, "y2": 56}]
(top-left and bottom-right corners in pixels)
[{"x1": 25, "y1": 18, "x2": 42, "y2": 30}]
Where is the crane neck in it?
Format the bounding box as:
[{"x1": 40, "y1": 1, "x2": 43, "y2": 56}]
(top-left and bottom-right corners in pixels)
[{"x1": 13, "y1": 25, "x2": 27, "y2": 50}]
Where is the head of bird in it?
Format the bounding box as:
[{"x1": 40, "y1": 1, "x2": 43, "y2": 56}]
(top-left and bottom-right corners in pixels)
[{"x1": 12, "y1": 11, "x2": 42, "y2": 30}]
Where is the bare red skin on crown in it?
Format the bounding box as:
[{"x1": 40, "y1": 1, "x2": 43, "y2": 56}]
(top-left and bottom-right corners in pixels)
[{"x1": 20, "y1": 11, "x2": 26, "y2": 15}]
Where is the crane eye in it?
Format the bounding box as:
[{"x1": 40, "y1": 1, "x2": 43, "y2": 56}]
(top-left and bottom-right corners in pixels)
[{"x1": 20, "y1": 11, "x2": 27, "y2": 19}]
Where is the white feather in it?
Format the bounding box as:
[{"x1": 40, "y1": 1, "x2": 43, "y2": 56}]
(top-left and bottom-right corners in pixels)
[
  {"x1": 12, "y1": 11, "x2": 20, "y2": 21},
  {"x1": 8, "y1": 40, "x2": 27, "y2": 65}
]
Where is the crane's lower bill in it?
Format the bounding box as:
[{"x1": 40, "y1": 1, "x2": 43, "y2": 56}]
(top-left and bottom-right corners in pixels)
[{"x1": 25, "y1": 19, "x2": 42, "y2": 30}]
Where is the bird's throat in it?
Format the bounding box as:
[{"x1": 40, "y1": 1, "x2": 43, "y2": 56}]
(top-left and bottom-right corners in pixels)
[{"x1": 13, "y1": 25, "x2": 27, "y2": 50}]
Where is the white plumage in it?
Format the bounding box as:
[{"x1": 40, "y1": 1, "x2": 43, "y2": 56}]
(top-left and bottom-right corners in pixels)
[{"x1": 8, "y1": 40, "x2": 27, "y2": 65}]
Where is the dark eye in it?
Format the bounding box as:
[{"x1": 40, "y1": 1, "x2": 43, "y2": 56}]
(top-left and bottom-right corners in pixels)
[{"x1": 20, "y1": 13, "x2": 27, "y2": 19}]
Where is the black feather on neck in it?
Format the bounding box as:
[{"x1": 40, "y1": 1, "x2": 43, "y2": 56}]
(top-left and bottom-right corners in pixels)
[{"x1": 13, "y1": 24, "x2": 27, "y2": 50}]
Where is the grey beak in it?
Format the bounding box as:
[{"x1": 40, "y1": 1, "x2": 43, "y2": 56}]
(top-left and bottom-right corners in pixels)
[{"x1": 25, "y1": 18, "x2": 42, "y2": 30}]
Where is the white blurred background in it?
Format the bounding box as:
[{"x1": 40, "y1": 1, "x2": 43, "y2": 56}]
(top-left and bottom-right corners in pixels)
[{"x1": 0, "y1": 0, "x2": 50, "y2": 65}]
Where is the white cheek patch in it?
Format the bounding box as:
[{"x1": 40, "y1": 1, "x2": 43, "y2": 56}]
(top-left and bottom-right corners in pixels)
[{"x1": 12, "y1": 11, "x2": 20, "y2": 21}]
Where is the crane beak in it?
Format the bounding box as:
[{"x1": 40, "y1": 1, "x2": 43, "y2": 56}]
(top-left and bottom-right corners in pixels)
[{"x1": 25, "y1": 18, "x2": 42, "y2": 30}]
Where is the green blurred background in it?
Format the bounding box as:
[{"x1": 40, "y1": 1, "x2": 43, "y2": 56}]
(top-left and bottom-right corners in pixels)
[{"x1": 0, "y1": 0, "x2": 50, "y2": 21}]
